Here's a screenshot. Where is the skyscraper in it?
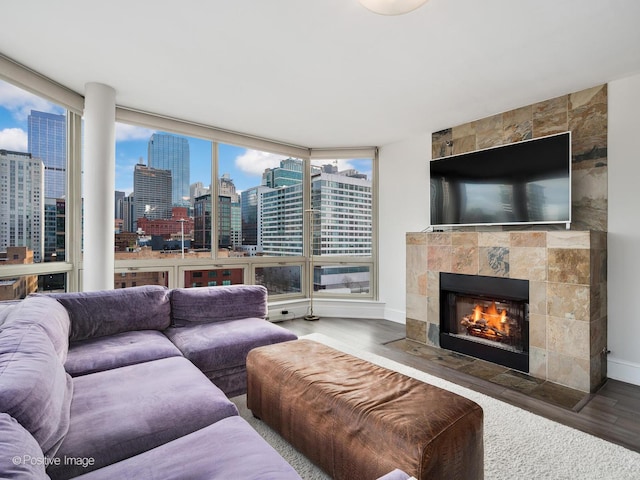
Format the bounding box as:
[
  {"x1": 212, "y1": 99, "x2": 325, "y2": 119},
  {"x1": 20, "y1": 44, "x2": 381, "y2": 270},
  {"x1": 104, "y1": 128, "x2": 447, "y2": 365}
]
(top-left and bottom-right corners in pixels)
[
  {"x1": 114, "y1": 190, "x2": 125, "y2": 219},
  {"x1": 193, "y1": 193, "x2": 211, "y2": 250},
  {"x1": 27, "y1": 110, "x2": 66, "y2": 199},
  {"x1": 261, "y1": 184, "x2": 304, "y2": 256},
  {"x1": 262, "y1": 158, "x2": 303, "y2": 188},
  {"x1": 148, "y1": 133, "x2": 190, "y2": 207},
  {"x1": 241, "y1": 185, "x2": 273, "y2": 250},
  {"x1": 121, "y1": 194, "x2": 135, "y2": 232},
  {"x1": 311, "y1": 171, "x2": 372, "y2": 256},
  {"x1": 219, "y1": 174, "x2": 241, "y2": 249},
  {"x1": 0, "y1": 150, "x2": 44, "y2": 262},
  {"x1": 133, "y1": 164, "x2": 172, "y2": 230},
  {"x1": 257, "y1": 159, "x2": 304, "y2": 256}
]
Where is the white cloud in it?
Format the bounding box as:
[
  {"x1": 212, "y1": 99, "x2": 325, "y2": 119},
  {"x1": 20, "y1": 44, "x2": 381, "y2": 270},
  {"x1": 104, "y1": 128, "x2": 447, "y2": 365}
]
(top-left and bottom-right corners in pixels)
[
  {"x1": 0, "y1": 128, "x2": 28, "y2": 151},
  {"x1": 0, "y1": 81, "x2": 63, "y2": 122},
  {"x1": 312, "y1": 158, "x2": 372, "y2": 180},
  {"x1": 312, "y1": 158, "x2": 357, "y2": 171},
  {"x1": 115, "y1": 123, "x2": 156, "y2": 142},
  {"x1": 235, "y1": 149, "x2": 286, "y2": 176}
]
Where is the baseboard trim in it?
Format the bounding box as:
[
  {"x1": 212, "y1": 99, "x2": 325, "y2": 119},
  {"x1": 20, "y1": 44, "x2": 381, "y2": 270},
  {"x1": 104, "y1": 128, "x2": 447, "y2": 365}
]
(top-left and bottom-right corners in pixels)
[
  {"x1": 312, "y1": 298, "x2": 386, "y2": 319},
  {"x1": 383, "y1": 307, "x2": 406, "y2": 324},
  {"x1": 607, "y1": 356, "x2": 640, "y2": 386},
  {"x1": 267, "y1": 298, "x2": 386, "y2": 322}
]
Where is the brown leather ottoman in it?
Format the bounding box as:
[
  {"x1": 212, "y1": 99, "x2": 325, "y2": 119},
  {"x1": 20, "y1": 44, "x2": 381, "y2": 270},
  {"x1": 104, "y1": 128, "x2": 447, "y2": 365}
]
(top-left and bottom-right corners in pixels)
[{"x1": 246, "y1": 339, "x2": 484, "y2": 480}]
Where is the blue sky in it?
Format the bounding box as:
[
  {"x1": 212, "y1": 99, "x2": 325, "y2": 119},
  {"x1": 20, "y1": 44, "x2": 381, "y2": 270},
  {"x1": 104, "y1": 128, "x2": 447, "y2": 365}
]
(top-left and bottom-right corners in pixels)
[{"x1": 1, "y1": 79, "x2": 372, "y2": 197}]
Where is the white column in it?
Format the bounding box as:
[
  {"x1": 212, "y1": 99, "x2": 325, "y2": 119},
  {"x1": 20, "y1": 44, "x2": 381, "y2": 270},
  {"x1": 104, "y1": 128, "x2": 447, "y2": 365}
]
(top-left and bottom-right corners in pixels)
[{"x1": 83, "y1": 82, "x2": 116, "y2": 291}]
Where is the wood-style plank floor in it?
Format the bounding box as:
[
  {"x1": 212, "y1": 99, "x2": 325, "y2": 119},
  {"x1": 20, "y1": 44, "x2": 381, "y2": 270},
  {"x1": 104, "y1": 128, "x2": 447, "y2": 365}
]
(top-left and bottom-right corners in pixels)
[{"x1": 277, "y1": 316, "x2": 640, "y2": 454}]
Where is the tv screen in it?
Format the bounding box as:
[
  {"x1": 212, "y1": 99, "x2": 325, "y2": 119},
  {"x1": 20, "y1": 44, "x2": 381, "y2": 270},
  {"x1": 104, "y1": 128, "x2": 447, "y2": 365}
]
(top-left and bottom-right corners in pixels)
[{"x1": 430, "y1": 132, "x2": 571, "y2": 227}]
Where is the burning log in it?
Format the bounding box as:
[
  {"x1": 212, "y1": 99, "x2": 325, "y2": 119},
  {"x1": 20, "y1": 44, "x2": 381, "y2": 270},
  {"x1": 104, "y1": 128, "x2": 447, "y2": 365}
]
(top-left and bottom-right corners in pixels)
[{"x1": 461, "y1": 301, "x2": 511, "y2": 342}]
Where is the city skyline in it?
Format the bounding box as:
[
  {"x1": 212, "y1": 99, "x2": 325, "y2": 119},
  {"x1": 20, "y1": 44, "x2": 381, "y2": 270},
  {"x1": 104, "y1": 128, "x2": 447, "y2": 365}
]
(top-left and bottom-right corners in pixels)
[{"x1": 1, "y1": 79, "x2": 371, "y2": 199}]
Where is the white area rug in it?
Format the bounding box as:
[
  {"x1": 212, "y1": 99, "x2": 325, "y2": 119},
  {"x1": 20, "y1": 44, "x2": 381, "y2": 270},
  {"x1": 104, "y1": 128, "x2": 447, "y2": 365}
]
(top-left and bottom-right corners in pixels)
[{"x1": 233, "y1": 333, "x2": 640, "y2": 480}]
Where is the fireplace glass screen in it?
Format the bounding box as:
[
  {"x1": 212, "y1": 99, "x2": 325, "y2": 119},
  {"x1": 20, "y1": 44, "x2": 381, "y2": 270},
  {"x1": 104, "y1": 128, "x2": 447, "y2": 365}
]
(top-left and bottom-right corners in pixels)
[
  {"x1": 443, "y1": 294, "x2": 526, "y2": 353},
  {"x1": 440, "y1": 273, "x2": 529, "y2": 372}
]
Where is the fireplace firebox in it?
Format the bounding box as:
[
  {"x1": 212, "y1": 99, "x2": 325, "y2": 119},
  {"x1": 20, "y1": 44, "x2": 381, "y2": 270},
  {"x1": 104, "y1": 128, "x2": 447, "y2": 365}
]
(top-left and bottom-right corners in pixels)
[{"x1": 440, "y1": 273, "x2": 529, "y2": 372}]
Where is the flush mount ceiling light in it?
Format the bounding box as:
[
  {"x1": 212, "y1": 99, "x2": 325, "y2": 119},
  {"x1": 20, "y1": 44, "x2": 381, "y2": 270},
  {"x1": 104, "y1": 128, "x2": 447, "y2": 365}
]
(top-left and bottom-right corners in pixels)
[{"x1": 359, "y1": 0, "x2": 429, "y2": 15}]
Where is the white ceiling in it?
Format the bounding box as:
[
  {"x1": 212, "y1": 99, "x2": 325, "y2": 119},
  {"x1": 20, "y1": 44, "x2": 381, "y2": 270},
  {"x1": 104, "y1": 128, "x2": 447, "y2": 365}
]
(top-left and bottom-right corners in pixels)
[{"x1": 1, "y1": 0, "x2": 640, "y2": 149}]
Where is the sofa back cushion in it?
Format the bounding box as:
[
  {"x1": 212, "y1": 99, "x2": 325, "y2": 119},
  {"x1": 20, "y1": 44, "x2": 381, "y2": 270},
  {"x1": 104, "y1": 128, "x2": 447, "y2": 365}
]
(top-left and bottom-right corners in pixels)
[
  {"x1": 5, "y1": 295, "x2": 70, "y2": 363},
  {"x1": 45, "y1": 285, "x2": 171, "y2": 342},
  {"x1": 0, "y1": 323, "x2": 73, "y2": 458},
  {"x1": 171, "y1": 285, "x2": 268, "y2": 326},
  {"x1": 0, "y1": 413, "x2": 49, "y2": 479}
]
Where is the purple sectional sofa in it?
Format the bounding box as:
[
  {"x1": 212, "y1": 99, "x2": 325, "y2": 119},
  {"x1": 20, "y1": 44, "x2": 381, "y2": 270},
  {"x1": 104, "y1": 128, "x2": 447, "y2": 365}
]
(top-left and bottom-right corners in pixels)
[{"x1": 0, "y1": 284, "x2": 301, "y2": 479}]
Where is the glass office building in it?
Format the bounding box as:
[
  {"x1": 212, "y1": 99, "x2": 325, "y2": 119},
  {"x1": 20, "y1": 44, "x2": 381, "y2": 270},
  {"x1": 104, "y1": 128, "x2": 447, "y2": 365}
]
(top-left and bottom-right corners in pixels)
[
  {"x1": 27, "y1": 110, "x2": 66, "y2": 200},
  {"x1": 148, "y1": 133, "x2": 190, "y2": 208}
]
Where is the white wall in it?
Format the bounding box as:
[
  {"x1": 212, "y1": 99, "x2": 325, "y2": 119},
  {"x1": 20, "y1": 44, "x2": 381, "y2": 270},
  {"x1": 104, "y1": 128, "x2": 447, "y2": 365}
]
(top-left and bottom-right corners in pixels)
[
  {"x1": 378, "y1": 133, "x2": 430, "y2": 323},
  {"x1": 607, "y1": 73, "x2": 640, "y2": 386},
  {"x1": 377, "y1": 74, "x2": 640, "y2": 386}
]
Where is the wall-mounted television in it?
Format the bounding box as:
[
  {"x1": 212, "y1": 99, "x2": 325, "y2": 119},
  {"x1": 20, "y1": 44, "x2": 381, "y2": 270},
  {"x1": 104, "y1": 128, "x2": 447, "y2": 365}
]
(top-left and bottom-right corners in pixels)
[{"x1": 430, "y1": 132, "x2": 571, "y2": 228}]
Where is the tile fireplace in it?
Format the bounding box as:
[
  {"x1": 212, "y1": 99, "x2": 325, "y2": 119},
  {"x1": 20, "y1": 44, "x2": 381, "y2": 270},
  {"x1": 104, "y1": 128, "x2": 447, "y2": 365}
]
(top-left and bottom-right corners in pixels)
[{"x1": 406, "y1": 230, "x2": 607, "y2": 393}]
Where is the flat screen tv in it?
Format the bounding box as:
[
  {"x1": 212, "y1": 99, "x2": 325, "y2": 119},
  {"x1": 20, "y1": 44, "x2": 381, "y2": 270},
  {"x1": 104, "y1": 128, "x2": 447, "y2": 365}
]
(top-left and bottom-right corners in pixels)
[{"x1": 430, "y1": 131, "x2": 571, "y2": 228}]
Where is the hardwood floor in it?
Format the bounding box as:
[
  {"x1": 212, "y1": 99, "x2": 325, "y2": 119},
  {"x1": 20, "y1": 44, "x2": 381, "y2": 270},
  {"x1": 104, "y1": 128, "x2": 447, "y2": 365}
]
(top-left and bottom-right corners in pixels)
[{"x1": 277, "y1": 316, "x2": 640, "y2": 454}]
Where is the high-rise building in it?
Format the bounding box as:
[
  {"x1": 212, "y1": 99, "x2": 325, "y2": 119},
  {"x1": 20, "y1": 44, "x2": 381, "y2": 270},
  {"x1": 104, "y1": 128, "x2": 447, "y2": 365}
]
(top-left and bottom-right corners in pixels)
[
  {"x1": 261, "y1": 183, "x2": 304, "y2": 256},
  {"x1": 241, "y1": 185, "x2": 273, "y2": 250},
  {"x1": 193, "y1": 191, "x2": 239, "y2": 251},
  {"x1": 121, "y1": 194, "x2": 135, "y2": 232},
  {"x1": 133, "y1": 164, "x2": 172, "y2": 230},
  {"x1": 148, "y1": 133, "x2": 190, "y2": 207},
  {"x1": 193, "y1": 193, "x2": 211, "y2": 250},
  {"x1": 190, "y1": 181, "x2": 209, "y2": 204},
  {"x1": 256, "y1": 159, "x2": 304, "y2": 256},
  {"x1": 262, "y1": 158, "x2": 303, "y2": 188},
  {"x1": 114, "y1": 190, "x2": 125, "y2": 219},
  {"x1": 311, "y1": 171, "x2": 372, "y2": 256},
  {"x1": 54, "y1": 199, "x2": 65, "y2": 261},
  {"x1": 0, "y1": 150, "x2": 44, "y2": 262},
  {"x1": 27, "y1": 110, "x2": 66, "y2": 199},
  {"x1": 44, "y1": 198, "x2": 56, "y2": 261},
  {"x1": 258, "y1": 168, "x2": 372, "y2": 260},
  {"x1": 219, "y1": 174, "x2": 241, "y2": 249}
]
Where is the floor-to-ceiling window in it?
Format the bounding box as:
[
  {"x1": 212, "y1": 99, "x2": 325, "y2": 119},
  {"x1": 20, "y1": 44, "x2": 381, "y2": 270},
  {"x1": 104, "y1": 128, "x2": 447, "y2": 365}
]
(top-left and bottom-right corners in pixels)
[
  {"x1": 1, "y1": 60, "x2": 377, "y2": 304},
  {"x1": 112, "y1": 122, "x2": 213, "y2": 288},
  {"x1": 309, "y1": 152, "x2": 376, "y2": 298},
  {"x1": 218, "y1": 144, "x2": 304, "y2": 296},
  {"x1": 0, "y1": 77, "x2": 80, "y2": 298}
]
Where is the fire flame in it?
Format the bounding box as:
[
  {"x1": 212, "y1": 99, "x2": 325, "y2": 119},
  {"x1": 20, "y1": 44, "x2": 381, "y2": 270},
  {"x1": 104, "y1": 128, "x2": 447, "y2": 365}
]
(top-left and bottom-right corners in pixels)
[
  {"x1": 485, "y1": 301, "x2": 507, "y2": 328},
  {"x1": 471, "y1": 301, "x2": 508, "y2": 332}
]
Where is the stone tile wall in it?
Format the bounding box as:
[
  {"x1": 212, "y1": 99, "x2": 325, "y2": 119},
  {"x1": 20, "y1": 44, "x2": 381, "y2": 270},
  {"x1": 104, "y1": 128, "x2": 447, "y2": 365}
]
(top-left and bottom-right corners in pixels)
[
  {"x1": 406, "y1": 230, "x2": 607, "y2": 393},
  {"x1": 431, "y1": 84, "x2": 608, "y2": 231}
]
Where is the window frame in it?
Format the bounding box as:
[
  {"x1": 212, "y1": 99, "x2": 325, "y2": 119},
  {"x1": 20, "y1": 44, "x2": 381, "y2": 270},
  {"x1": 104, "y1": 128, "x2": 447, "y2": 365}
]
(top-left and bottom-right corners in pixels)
[
  {"x1": 0, "y1": 54, "x2": 378, "y2": 302},
  {"x1": 0, "y1": 57, "x2": 82, "y2": 293}
]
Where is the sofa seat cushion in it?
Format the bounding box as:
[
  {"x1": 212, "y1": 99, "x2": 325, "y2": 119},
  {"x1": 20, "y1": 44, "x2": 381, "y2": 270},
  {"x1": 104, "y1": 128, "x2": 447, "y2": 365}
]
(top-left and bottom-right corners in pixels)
[
  {"x1": 170, "y1": 285, "x2": 268, "y2": 326},
  {"x1": 0, "y1": 413, "x2": 49, "y2": 480},
  {"x1": 43, "y1": 285, "x2": 171, "y2": 342},
  {"x1": 164, "y1": 318, "x2": 297, "y2": 374},
  {"x1": 73, "y1": 416, "x2": 302, "y2": 480},
  {"x1": 65, "y1": 330, "x2": 183, "y2": 376},
  {"x1": 47, "y1": 356, "x2": 238, "y2": 480},
  {"x1": 0, "y1": 323, "x2": 73, "y2": 459}
]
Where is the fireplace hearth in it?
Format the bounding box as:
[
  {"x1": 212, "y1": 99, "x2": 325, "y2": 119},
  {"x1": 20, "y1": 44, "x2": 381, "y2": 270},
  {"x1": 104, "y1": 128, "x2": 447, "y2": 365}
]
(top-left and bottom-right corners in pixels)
[{"x1": 440, "y1": 273, "x2": 529, "y2": 372}]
